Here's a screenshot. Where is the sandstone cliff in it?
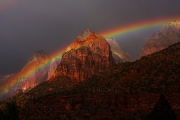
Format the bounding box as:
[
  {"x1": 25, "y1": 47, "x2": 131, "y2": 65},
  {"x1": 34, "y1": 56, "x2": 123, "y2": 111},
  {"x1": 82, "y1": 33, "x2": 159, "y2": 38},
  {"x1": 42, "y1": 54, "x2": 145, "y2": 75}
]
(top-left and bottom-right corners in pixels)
[
  {"x1": 106, "y1": 39, "x2": 133, "y2": 63},
  {"x1": 139, "y1": 20, "x2": 180, "y2": 58},
  {"x1": 52, "y1": 29, "x2": 114, "y2": 82},
  {"x1": 47, "y1": 58, "x2": 60, "y2": 80}
]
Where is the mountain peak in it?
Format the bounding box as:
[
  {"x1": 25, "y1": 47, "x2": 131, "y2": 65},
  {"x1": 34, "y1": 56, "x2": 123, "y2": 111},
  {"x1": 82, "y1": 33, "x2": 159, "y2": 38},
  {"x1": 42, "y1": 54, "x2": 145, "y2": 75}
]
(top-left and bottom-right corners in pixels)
[
  {"x1": 77, "y1": 29, "x2": 93, "y2": 41},
  {"x1": 66, "y1": 29, "x2": 104, "y2": 52},
  {"x1": 139, "y1": 20, "x2": 180, "y2": 58},
  {"x1": 165, "y1": 20, "x2": 180, "y2": 26},
  {"x1": 51, "y1": 29, "x2": 113, "y2": 82}
]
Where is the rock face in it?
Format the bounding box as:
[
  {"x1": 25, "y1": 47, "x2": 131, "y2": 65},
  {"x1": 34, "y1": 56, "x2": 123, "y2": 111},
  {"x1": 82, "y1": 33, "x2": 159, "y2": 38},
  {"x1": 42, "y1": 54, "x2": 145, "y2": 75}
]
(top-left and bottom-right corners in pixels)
[
  {"x1": 0, "y1": 50, "x2": 50, "y2": 101},
  {"x1": 48, "y1": 58, "x2": 60, "y2": 80},
  {"x1": 139, "y1": 20, "x2": 180, "y2": 58},
  {"x1": 52, "y1": 29, "x2": 114, "y2": 82},
  {"x1": 106, "y1": 39, "x2": 133, "y2": 63}
]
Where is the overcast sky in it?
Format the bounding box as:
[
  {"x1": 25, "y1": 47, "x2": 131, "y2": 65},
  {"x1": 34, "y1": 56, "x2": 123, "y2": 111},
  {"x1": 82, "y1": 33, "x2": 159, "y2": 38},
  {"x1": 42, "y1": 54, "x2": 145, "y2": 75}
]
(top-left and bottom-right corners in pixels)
[{"x1": 0, "y1": 0, "x2": 180, "y2": 74}]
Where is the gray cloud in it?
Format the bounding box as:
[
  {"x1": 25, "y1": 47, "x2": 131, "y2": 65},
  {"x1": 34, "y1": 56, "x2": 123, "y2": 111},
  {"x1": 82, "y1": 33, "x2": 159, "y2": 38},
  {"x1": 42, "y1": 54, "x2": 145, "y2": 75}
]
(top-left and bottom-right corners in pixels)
[{"x1": 0, "y1": 0, "x2": 180, "y2": 74}]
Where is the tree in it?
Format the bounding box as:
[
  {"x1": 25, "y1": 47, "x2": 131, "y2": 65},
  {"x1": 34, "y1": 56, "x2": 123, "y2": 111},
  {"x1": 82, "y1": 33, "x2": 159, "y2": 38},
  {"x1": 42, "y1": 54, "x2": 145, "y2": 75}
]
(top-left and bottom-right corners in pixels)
[{"x1": 146, "y1": 94, "x2": 176, "y2": 120}]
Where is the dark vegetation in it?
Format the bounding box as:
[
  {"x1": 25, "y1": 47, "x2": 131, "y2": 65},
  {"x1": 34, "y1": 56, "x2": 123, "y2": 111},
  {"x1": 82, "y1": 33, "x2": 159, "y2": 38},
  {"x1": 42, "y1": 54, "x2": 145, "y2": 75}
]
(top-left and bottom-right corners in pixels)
[
  {"x1": 0, "y1": 42, "x2": 180, "y2": 119},
  {"x1": 145, "y1": 94, "x2": 176, "y2": 120},
  {"x1": 28, "y1": 42, "x2": 180, "y2": 98},
  {"x1": 0, "y1": 101, "x2": 19, "y2": 120}
]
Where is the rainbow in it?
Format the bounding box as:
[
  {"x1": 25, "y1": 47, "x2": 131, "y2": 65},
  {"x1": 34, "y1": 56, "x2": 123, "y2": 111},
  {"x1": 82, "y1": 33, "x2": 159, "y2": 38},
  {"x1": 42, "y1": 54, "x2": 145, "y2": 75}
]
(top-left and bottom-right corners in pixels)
[
  {"x1": 0, "y1": 47, "x2": 66, "y2": 95},
  {"x1": 100, "y1": 16, "x2": 180, "y2": 38},
  {"x1": 0, "y1": 16, "x2": 180, "y2": 96}
]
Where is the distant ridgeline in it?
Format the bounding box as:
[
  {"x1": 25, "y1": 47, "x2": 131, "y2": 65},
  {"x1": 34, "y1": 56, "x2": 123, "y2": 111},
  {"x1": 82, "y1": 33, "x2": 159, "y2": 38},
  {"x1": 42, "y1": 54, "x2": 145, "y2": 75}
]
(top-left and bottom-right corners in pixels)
[{"x1": 139, "y1": 20, "x2": 180, "y2": 58}]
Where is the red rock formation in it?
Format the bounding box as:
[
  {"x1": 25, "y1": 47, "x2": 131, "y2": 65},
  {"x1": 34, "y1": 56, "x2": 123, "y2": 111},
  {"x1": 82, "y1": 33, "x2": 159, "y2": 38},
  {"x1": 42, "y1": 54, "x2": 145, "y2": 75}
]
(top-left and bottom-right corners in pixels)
[
  {"x1": 52, "y1": 29, "x2": 114, "y2": 82},
  {"x1": 139, "y1": 20, "x2": 180, "y2": 58},
  {"x1": 47, "y1": 58, "x2": 60, "y2": 80}
]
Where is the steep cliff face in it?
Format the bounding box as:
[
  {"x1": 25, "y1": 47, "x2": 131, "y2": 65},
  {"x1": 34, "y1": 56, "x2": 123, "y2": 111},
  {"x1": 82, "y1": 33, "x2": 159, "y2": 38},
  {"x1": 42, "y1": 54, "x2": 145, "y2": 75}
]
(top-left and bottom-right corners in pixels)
[
  {"x1": 47, "y1": 58, "x2": 60, "y2": 80},
  {"x1": 106, "y1": 39, "x2": 133, "y2": 63},
  {"x1": 52, "y1": 29, "x2": 114, "y2": 82},
  {"x1": 139, "y1": 20, "x2": 180, "y2": 58},
  {"x1": 0, "y1": 51, "x2": 50, "y2": 101}
]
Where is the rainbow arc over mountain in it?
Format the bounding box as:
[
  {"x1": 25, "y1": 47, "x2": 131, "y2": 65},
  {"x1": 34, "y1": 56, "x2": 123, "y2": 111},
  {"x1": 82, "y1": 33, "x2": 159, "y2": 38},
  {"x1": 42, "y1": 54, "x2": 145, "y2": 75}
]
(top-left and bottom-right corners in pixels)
[{"x1": 0, "y1": 1, "x2": 180, "y2": 95}]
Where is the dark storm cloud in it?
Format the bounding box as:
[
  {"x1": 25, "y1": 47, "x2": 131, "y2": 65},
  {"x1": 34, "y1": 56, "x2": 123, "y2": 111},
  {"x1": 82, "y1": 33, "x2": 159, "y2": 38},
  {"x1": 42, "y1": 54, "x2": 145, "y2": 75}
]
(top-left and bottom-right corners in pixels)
[{"x1": 0, "y1": 0, "x2": 180, "y2": 74}]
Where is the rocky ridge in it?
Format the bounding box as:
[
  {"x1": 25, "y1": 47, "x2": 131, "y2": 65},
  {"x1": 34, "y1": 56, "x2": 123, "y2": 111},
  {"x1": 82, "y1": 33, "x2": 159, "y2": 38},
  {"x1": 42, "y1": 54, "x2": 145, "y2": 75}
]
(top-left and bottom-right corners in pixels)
[{"x1": 139, "y1": 20, "x2": 180, "y2": 58}]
